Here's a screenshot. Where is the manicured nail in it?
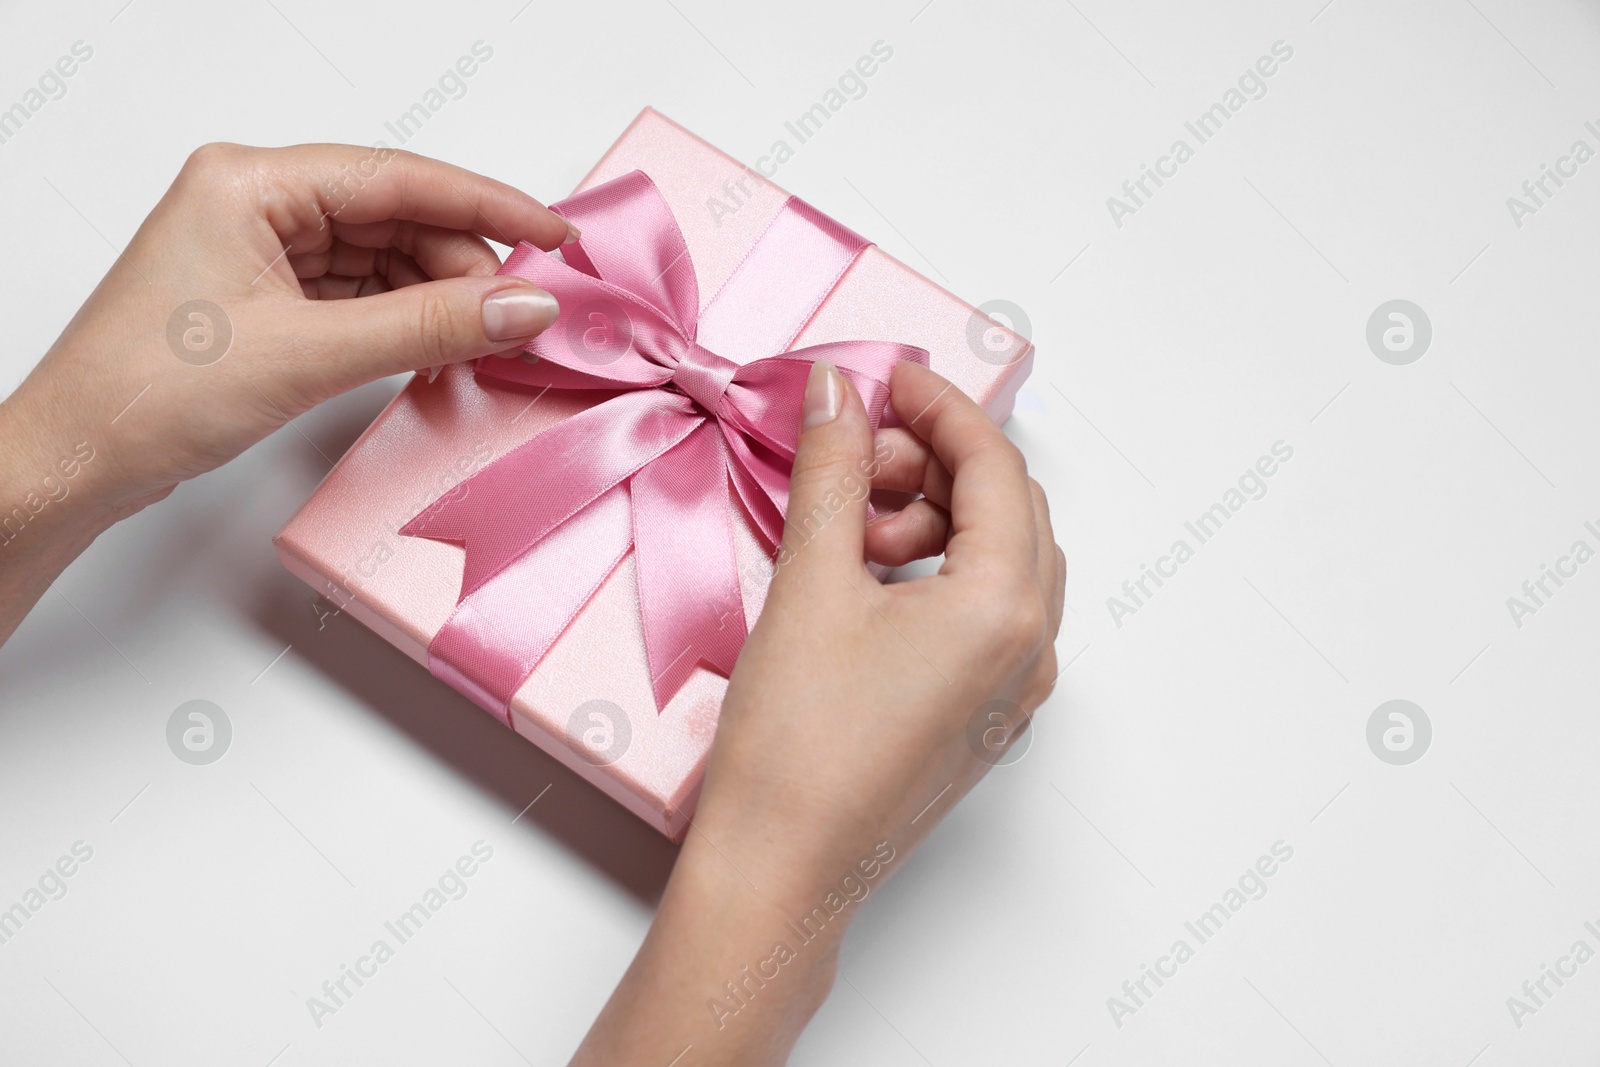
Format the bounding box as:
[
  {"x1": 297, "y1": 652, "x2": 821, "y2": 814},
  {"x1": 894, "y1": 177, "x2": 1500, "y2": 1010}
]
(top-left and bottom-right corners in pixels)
[
  {"x1": 803, "y1": 360, "x2": 842, "y2": 430},
  {"x1": 562, "y1": 219, "x2": 582, "y2": 244},
  {"x1": 483, "y1": 286, "x2": 560, "y2": 342}
]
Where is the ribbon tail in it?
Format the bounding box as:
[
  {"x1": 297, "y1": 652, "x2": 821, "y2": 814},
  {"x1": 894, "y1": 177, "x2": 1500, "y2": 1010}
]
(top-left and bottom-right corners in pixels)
[
  {"x1": 631, "y1": 424, "x2": 746, "y2": 711},
  {"x1": 428, "y1": 485, "x2": 634, "y2": 723},
  {"x1": 402, "y1": 389, "x2": 700, "y2": 598}
]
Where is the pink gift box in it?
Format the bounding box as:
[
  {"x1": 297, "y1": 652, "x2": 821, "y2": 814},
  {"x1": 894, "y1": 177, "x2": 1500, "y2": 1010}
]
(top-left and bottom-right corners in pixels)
[{"x1": 273, "y1": 108, "x2": 1033, "y2": 838}]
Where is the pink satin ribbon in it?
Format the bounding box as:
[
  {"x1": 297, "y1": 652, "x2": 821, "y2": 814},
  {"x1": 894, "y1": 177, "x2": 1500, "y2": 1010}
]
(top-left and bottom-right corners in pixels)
[{"x1": 402, "y1": 171, "x2": 927, "y2": 722}]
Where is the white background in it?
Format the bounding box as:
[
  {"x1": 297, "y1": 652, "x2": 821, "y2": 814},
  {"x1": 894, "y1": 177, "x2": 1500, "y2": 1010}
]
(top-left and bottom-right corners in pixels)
[{"x1": 2, "y1": 0, "x2": 1599, "y2": 1064}]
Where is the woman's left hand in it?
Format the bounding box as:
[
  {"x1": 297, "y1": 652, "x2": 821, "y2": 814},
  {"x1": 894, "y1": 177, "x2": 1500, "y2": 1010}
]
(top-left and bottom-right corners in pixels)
[{"x1": 3, "y1": 142, "x2": 570, "y2": 524}]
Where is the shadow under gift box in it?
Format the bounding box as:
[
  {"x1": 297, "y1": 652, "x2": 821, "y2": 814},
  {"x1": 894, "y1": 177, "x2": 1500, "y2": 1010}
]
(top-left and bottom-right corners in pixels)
[{"x1": 273, "y1": 107, "x2": 1033, "y2": 839}]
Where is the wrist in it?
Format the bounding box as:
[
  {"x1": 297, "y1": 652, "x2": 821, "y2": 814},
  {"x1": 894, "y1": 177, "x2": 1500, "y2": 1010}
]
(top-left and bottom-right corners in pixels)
[
  {"x1": 690, "y1": 765, "x2": 904, "y2": 923},
  {"x1": 0, "y1": 370, "x2": 134, "y2": 547},
  {"x1": 644, "y1": 839, "x2": 841, "y2": 1060},
  {"x1": 679, "y1": 791, "x2": 902, "y2": 960}
]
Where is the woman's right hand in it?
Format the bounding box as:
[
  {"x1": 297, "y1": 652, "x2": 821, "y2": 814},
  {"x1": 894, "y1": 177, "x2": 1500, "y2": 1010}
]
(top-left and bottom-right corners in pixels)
[
  {"x1": 695, "y1": 357, "x2": 1066, "y2": 912},
  {"x1": 568, "y1": 359, "x2": 1063, "y2": 1067}
]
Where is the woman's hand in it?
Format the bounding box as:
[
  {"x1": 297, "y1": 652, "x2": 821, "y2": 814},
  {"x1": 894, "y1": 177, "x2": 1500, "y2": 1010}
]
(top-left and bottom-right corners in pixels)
[
  {"x1": 570, "y1": 360, "x2": 1064, "y2": 1066},
  {"x1": 0, "y1": 142, "x2": 566, "y2": 641},
  {"x1": 708, "y1": 357, "x2": 1064, "y2": 897},
  {"x1": 4, "y1": 141, "x2": 568, "y2": 521}
]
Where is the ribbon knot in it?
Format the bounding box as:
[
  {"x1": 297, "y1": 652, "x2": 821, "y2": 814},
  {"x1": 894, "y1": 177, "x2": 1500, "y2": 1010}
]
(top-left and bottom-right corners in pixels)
[
  {"x1": 671, "y1": 343, "x2": 738, "y2": 413},
  {"x1": 401, "y1": 171, "x2": 928, "y2": 722}
]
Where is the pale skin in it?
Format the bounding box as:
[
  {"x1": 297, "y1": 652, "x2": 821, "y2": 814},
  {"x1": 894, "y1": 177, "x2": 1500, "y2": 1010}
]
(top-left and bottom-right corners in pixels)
[{"x1": 0, "y1": 144, "x2": 1065, "y2": 1065}]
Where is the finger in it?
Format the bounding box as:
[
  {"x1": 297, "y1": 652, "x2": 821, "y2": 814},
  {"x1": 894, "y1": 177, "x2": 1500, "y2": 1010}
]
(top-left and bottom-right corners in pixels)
[
  {"x1": 289, "y1": 247, "x2": 332, "y2": 278},
  {"x1": 286, "y1": 275, "x2": 559, "y2": 395},
  {"x1": 324, "y1": 240, "x2": 381, "y2": 279},
  {"x1": 302, "y1": 273, "x2": 390, "y2": 300},
  {"x1": 295, "y1": 239, "x2": 390, "y2": 280},
  {"x1": 295, "y1": 233, "x2": 491, "y2": 292},
  {"x1": 870, "y1": 427, "x2": 952, "y2": 508},
  {"x1": 888, "y1": 361, "x2": 1036, "y2": 578},
  {"x1": 298, "y1": 244, "x2": 405, "y2": 287},
  {"x1": 331, "y1": 220, "x2": 502, "y2": 278},
  {"x1": 864, "y1": 498, "x2": 952, "y2": 567},
  {"x1": 377, "y1": 248, "x2": 431, "y2": 291},
  {"x1": 406, "y1": 227, "x2": 500, "y2": 280},
  {"x1": 257, "y1": 143, "x2": 577, "y2": 252},
  {"x1": 770, "y1": 361, "x2": 876, "y2": 587}
]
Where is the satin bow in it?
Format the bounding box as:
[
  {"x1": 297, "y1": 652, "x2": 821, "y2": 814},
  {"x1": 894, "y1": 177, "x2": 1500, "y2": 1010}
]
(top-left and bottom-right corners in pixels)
[{"x1": 402, "y1": 171, "x2": 926, "y2": 720}]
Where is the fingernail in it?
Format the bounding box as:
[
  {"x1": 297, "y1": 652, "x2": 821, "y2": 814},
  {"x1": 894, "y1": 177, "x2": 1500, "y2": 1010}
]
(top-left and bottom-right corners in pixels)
[
  {"x1": 803, "y1": 360, "x2": 842, "y2": 430},
  {"x1": 562, "y1": 220, "x2": 582, "y2": 245},
  {"x1": 483, "y1": 286, "x2": 560, "y2": 342},
  {"x1": 426, "y1": 365, "x2": 442, "y2": 383}
]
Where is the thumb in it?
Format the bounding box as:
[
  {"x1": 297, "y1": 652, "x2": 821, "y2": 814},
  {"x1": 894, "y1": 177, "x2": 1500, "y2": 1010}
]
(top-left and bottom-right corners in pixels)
[
  {"x1": 296, "y1": 276, "x2": 559, "y2": 394},
  {"x1": 773, "y1": 360, "x2": 875, "y2": 584}
]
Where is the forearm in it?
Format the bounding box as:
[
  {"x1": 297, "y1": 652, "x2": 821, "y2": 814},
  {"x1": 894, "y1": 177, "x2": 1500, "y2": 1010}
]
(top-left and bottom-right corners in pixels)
[
  {"x1": 568, "y1": 809, "x2": 857, "y2": 1066},
  {"x1": 0, "y1": 381, "x2": 124, "y2": 645}
]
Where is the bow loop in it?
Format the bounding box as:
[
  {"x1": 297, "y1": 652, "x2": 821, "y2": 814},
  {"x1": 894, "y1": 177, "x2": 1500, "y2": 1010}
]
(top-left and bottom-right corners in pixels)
[
  {"x1": 487, "y1": 245, "x2": 684, "y2": 391},
  {"x1": 548, "y1": 171, "x2": 700, "y2": 333}
]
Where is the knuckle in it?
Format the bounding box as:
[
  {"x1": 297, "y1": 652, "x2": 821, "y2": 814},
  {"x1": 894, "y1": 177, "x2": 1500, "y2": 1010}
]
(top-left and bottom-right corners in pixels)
[
  {"x1": 976, "y1": 436, "x2": 1028, "y2": 481},
  {"x1": 998, "y1": 598, "x2": 1049, "y2": 655},
  {"x1": 181, "y1": 141, "x2": 245, "y2": 178},
  {"x1": 971, "y1": 588, "x2": 1048, "y2": 665},
  {"x1": 414, "y1": 290, "x2": 462, "y2": 365},
  {"x1": 791, "y1": 439, "x2": 860, "y2": 488},
  {"x1": 1029, "y1": 477, "x2": 1049, "y2": 516},
  {"x1": 387, "y1": 150, "x2": 424, "y2": 203},
  {"x1": 973, "y1": 431, "x2": 1021, "y2": 462}
]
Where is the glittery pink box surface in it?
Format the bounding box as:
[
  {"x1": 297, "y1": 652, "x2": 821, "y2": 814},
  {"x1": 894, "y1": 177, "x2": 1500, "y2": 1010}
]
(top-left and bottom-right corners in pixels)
[{"x1": 274, "y1": 108, "x2": 1033, "y2": 838}]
